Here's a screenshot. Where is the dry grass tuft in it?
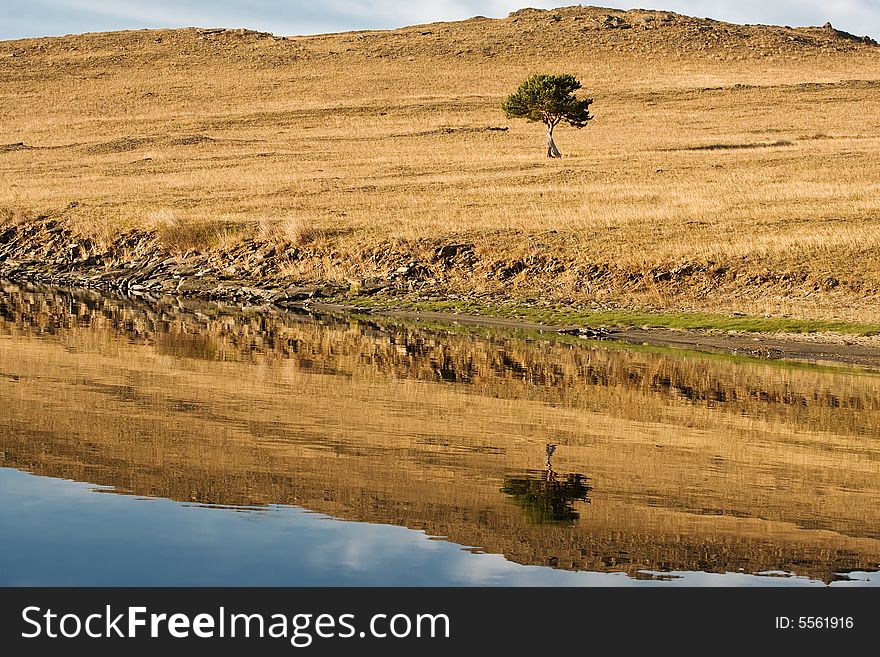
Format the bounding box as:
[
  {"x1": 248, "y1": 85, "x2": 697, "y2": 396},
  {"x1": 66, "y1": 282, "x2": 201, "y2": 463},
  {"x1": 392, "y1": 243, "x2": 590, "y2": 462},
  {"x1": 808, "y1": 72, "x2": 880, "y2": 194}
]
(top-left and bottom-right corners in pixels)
[
  {"x1": 148, "y1": 210, "x2": 242, "y2": 253},
  {"x1": 0, "y1": 205, "x2": 42, "y2": 226},
  {"x1": 258, "y1": 215, "x2": 322, "y2": 246}
]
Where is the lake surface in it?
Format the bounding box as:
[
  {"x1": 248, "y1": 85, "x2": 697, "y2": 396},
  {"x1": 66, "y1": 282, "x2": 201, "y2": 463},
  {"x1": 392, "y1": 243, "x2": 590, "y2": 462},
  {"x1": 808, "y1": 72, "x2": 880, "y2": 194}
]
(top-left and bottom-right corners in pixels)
[{"x1": 0, "y1": 283, "x2": 878, "y2": 586}]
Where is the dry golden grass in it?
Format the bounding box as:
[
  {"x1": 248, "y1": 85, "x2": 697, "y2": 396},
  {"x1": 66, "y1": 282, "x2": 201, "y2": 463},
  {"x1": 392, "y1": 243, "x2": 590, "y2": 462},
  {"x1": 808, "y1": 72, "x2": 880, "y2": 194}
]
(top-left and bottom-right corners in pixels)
[{"x1": 1, "y1": 6, "x2": 879, "y2": 318}]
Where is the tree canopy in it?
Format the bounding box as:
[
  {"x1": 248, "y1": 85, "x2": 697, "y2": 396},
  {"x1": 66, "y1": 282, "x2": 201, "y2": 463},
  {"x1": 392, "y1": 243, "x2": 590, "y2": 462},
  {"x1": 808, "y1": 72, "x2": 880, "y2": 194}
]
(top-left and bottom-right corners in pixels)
[{"x1": 502, "y1": 73, "x2": 593, "y2": 157}]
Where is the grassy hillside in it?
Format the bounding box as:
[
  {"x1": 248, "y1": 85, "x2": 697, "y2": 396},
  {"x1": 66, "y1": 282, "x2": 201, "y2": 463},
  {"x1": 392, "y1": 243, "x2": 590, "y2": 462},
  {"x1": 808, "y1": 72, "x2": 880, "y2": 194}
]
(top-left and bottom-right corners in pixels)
[{"x1": 1, "y1": 6, "x2": 879, "y2": 323}]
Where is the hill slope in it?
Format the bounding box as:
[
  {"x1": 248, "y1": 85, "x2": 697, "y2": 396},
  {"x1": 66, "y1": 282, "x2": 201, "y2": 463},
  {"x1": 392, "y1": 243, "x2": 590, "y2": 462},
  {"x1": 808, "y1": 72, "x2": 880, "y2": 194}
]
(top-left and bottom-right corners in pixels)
[{"x1": 1, "y1": 6, "x2": 879, "y2": 324}]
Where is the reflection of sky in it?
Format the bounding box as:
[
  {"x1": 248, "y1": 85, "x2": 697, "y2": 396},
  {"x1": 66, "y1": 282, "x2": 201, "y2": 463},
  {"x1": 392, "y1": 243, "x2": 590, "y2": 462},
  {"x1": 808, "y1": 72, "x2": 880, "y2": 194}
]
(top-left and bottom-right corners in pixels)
[{"x1": 0, "y1": 468, "x2": 876, "y2": 587}]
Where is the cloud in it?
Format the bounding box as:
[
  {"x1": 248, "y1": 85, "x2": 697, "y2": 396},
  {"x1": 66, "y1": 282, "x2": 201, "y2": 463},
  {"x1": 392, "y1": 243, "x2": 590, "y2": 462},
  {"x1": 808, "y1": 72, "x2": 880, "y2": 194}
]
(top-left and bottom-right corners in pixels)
[{"x1": 1, "y1": 1, "x2": 878, "y2": 41}]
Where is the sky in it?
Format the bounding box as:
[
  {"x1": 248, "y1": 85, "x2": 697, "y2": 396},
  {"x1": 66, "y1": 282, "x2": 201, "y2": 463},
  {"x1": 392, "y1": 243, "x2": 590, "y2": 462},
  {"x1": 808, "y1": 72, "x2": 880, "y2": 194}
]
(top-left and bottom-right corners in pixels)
[{"x1": 2, "y1": 1, "x2": 879, "y2": 42}]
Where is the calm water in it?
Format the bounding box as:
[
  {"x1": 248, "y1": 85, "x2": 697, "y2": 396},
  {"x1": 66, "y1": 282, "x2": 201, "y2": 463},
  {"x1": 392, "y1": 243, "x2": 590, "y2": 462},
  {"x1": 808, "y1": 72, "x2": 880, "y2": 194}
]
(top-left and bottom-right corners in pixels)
[{"x1": 0, "y1": 284, "x2": 878, "y2": 586}]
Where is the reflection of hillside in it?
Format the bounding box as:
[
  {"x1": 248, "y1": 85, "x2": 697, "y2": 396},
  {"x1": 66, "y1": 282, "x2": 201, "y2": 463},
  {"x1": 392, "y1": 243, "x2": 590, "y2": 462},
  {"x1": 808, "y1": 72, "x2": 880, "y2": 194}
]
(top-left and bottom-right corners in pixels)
[
  {"x1": 1, "y1": 283, "x2": 879, "y2": 582},
  {"x1": 1, "y1": 285, "x2": 877, "y2": 437}
]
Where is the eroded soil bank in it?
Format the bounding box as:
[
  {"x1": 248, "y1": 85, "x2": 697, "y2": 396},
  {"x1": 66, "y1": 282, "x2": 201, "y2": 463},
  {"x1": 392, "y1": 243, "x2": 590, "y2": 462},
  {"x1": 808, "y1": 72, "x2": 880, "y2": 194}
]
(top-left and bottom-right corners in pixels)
[{"x1": 2, "y1": 217, "x2": 880, "y2": 367}]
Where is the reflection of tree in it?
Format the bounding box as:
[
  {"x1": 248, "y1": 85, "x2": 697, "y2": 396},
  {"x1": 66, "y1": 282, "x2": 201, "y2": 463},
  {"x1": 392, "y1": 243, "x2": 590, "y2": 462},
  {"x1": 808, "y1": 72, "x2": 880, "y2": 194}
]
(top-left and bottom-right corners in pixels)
[{"x1": 501, "y1": 470, "x2": 591, "y2": 524}]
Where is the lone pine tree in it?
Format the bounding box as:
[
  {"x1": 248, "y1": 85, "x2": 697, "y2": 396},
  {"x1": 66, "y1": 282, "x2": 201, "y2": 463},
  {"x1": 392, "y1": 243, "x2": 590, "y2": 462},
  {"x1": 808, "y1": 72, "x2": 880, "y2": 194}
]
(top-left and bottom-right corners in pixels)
[{"x1": 502, "y1": 73, "x2": 593, "y2": 157}]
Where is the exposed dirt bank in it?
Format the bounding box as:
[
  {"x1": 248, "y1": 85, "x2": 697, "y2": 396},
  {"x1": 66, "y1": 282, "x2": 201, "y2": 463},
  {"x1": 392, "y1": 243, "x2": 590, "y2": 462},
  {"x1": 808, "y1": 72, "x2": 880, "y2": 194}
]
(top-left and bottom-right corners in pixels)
[{"x1": 2, "y1": 217, "x2": 880, "y2": 369}]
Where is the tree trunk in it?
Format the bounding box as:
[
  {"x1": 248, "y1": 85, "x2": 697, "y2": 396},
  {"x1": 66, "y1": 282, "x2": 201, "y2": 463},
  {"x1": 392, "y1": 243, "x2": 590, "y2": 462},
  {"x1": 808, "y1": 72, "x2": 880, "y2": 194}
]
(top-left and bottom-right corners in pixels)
[{"x1": 546, "y1": 124, "x2": 561, "y2": 158}]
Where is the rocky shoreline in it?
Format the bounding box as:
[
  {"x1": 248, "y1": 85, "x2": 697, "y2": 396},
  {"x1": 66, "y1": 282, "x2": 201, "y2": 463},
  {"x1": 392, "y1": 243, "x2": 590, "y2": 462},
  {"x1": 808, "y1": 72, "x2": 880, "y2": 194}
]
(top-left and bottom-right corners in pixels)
[
  {"x1": 0, "y1": 217, "x2": 534, "y2": 307},
  {"x1": 0, "y1": 217, "x2": 337, "y2": 306}
]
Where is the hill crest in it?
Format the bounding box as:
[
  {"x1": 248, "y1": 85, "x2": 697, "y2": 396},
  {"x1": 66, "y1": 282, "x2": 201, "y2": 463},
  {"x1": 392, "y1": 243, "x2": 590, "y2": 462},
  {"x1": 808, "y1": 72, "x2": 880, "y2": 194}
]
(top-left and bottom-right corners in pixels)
[{"x1": 1, "y1": 4, "x2": 877, "y2": 64}]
